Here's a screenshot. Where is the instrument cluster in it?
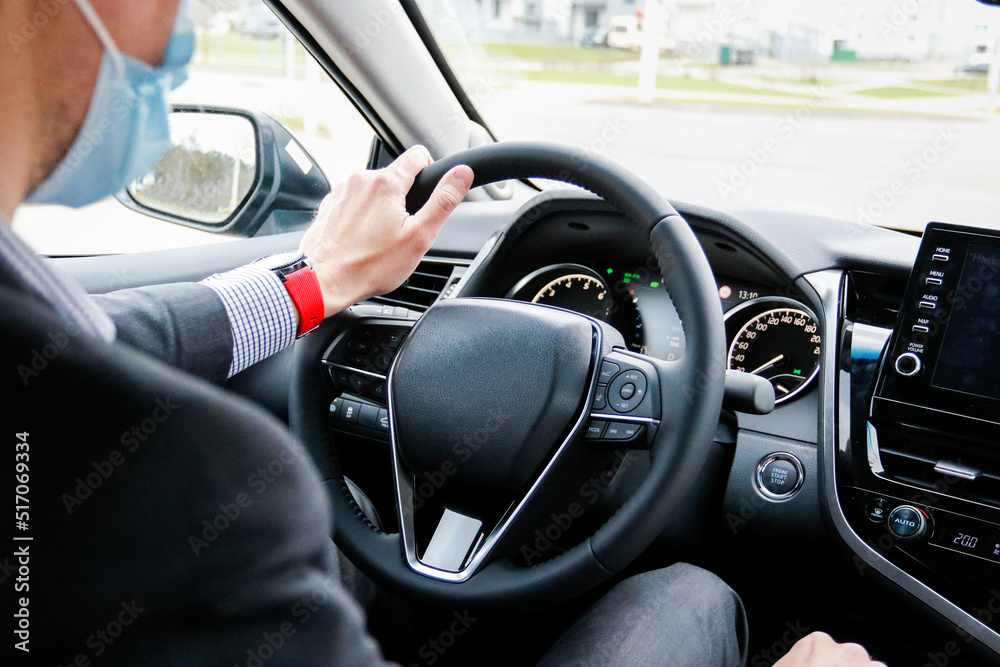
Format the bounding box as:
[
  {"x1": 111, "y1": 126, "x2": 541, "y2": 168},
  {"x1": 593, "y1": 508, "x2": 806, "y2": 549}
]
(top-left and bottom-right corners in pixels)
[{"x1": 507, "y1": 264, "x2": 821, "y2": 405}]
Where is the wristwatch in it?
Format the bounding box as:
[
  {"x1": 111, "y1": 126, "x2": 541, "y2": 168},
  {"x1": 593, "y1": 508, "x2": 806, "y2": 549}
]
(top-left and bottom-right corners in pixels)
[{"x1": 254, "y1": 251, "x2": 324, "y2": 338}]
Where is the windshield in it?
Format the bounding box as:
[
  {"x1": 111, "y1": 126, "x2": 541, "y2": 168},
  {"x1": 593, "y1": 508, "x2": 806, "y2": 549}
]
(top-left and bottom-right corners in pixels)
[{"x1": 415, "y1": 0, "x2": 1000, "y2": 232}]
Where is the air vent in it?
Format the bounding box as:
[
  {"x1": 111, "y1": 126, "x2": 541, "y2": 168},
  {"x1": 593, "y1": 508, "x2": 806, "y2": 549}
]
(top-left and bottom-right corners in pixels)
[
  {"x1": 872, "y1": 424, "x2": 1000, "y2": 509},
  {"x1": 371, "y1": 260, "x2": 463, "y2": 312}
]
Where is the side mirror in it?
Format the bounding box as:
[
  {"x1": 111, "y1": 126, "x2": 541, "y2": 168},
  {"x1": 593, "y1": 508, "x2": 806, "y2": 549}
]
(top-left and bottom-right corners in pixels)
[{"x1": 116, "y1": 106, "x2": 330, "y2": 237}]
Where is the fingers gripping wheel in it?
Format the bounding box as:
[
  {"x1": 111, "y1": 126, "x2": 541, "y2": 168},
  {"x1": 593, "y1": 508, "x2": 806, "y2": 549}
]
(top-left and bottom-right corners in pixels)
[{"x1": 292, "y1": 142, "x2": 726, "y2": 611}]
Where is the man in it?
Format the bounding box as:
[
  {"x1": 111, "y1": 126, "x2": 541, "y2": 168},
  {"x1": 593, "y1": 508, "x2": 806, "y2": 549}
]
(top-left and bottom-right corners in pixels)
[{"x1": 1, "y1": 1, "x2": 883, "y2": 664}]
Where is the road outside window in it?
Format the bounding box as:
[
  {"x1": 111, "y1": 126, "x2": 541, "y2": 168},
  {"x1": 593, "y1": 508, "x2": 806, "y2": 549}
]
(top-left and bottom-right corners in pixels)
[{"x1": 420, "y1": 0, "x2": 1000, "y2": 232}]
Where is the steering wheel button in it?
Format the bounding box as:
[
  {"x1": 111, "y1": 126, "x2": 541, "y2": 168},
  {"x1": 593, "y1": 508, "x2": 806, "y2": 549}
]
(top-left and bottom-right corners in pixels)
[
  {"x1": 347, "y1": 373, "x2": 368, "y2": 395},
  {"x1": 620, "y1": 370, "x2": 646, "y2": 384},
  {"x1": 609, "y1": 396, "x2": 640, "y2": 413},
  {"x1": 359, "y1": 404, "x2": 380, "y2": 429},
  {"x1": 374, "y1": 351, "x2": 393, "y2": 372},
  {"x1": 592, "y1": 386, "x2": 607, "y2": 410},
  {"x1": 585, "y1": 420, "x2": 607, "y2": 439},
  {"x1": 599, "y1": 361, "x2": 620, "y2": 383},
  {"x1": 608, "y1": 369, "x2": 647, "y2": 413},
  {"x1": 605, "y1": 422, "x2": 643, "y2": 441},
  {"x1": 377, "y1": 409, "x2": 390, "y2": 431},
  {"x1": 367, "y1": 380, "x2": 387, "y2": 402},
  {"x1": 382, "y1": 329, "x2": 406, "y2": 349},
  {"x1": 336, "y1": 369, "x2": 367, "y2": 394},
  {"x1": 340, "y1": 399, "x2": 361, "y2": 424}
]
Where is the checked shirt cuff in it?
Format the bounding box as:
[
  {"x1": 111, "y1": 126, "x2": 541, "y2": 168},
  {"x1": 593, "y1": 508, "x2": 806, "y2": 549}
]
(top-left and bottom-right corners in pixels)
[{"x1": 201, "y1": 265, "x2": 297, "y2": 378}]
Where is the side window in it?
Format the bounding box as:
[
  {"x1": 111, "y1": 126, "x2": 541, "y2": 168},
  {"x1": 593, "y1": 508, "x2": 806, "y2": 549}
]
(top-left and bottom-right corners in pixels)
[{"x1": 12, "y1": 1, "x2": 374, "y2": 256}]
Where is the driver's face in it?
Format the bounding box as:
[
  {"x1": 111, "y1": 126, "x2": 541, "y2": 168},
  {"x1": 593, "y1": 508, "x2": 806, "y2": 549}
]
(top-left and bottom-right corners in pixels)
[
  {"x1": 2, "y1": 0, "x2": 181, "y2": 205},
  {"x1": 87, "y1": 0, "x2": 184, "y2": 67}
]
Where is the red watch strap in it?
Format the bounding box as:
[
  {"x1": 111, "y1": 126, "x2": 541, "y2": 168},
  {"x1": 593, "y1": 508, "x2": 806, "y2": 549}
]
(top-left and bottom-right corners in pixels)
[{"x1": 283, "y1": 266, "x2": 324, "y2": 337}]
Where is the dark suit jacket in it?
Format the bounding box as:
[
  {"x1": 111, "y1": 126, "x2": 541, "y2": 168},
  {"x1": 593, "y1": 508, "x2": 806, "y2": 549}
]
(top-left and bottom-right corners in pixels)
[
  {"x1": 2, "y1": 278, "x2": 392, "y2": 665},
  {"x1": 93, "y1": 283, "x2": 235, "y2": 383}
]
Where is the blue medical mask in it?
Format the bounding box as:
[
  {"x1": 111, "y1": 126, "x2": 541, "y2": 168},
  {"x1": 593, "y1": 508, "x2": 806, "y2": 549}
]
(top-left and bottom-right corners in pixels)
[{"x1": 27, "y1": 0, "x2": 194, "y2": 208}]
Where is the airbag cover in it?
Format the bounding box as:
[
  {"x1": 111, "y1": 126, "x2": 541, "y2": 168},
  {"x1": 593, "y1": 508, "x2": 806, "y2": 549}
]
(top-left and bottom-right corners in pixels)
[{"x1": 390, "y1": 299, "x2": 594, "y2": 507}]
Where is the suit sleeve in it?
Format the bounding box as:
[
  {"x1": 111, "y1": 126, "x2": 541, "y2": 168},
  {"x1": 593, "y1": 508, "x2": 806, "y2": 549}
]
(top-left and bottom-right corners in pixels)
[
  {"x1": 93, "y1": 282, "x2": 234, "y2": 383},
  {"x1": 93, "y1": 264, "x2": 300, "y2": 382}
]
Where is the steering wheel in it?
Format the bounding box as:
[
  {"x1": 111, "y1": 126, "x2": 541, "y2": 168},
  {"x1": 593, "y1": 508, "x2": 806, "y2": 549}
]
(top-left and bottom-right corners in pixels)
[{"x1": 290, "y1": 142, "x2": 726, "y2": 611}]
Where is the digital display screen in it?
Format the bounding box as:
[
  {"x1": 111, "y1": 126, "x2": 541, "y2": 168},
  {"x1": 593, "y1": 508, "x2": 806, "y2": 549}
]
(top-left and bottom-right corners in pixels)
[
  {"x1": 931, "y1": 244, "x2": 1000, "y2": 400},
  {"x1": 931, "y1": 516, "x2": 1000, "y2": 564}
]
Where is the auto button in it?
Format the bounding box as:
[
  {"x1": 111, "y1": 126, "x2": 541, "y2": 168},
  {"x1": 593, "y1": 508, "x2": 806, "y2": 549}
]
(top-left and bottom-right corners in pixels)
[{"x1": 887, "y1": 505, "x2": 929, "y2": 541}]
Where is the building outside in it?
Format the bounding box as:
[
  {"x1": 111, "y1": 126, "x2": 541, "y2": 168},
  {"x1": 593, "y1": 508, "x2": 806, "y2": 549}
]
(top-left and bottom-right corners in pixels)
[{"x1": 447, "y1": 0, "x2": 1000, "y2": 67}]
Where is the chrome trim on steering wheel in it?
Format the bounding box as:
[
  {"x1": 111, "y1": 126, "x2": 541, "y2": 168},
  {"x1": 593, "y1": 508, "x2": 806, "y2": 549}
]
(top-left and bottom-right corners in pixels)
[{"x1": 385, "y1": 310, "x2": 605, "y2": 583}]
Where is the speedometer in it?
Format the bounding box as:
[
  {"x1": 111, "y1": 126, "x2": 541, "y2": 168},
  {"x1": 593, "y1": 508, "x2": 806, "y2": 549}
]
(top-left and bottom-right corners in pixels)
[{"x1": 725, "y1": 298, "x2": 821, "y2": 404}]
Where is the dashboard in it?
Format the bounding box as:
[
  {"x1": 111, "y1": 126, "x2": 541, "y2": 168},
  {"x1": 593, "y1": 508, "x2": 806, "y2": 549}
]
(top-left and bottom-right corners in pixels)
[{"x1": 298, "y1": 190, "x2": 1000, "y2": 662}]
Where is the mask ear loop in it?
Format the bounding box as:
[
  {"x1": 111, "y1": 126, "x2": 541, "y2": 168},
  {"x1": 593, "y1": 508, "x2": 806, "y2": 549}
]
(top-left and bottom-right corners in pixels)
[{"x1": 72, "y1": 0, "x2": 126, "y2": 74}]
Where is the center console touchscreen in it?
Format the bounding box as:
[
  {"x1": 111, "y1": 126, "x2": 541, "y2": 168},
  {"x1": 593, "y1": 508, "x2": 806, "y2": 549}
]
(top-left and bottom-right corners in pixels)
[{"x1": 875, "y1": 222, "x2": 1000, "y2": 431}]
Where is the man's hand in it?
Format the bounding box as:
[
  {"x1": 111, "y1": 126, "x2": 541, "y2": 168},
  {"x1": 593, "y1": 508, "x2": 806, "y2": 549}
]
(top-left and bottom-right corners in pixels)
[
  {"x1": 300, "y1": 145, "x2": 474, "y2": 317},
  {"x1": 774, "y1": 632, "x2": 887, "y2": 666}
]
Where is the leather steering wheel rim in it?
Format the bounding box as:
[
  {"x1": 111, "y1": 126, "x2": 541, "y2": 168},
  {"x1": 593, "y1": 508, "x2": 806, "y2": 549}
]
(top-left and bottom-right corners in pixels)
[{"x1": 290, "y1": 141, "x2": 726, "y2": 612}]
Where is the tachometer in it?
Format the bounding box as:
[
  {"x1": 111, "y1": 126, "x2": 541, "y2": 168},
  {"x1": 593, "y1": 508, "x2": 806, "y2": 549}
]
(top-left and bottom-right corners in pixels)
[
  {"x1": 508, "y1": 264, "x2": 613, "y2": 322},
  {"x1": 531, "y1": 273, "x2": 610, "y2": 320},
  {"x1": 725, "y1": 298, "x2": 821, "y2": 404}
]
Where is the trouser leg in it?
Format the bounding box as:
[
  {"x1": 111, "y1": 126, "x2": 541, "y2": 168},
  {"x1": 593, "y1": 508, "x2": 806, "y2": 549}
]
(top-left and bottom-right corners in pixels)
[{"x1": 538, "y1": 563, "x2": 749, "y2": 667}]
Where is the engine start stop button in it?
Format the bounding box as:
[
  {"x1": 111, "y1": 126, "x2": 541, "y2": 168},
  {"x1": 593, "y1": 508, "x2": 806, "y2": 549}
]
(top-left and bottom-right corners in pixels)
[{"x1": 754, "y1": 452, "x2": 805, "y2": 501}]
